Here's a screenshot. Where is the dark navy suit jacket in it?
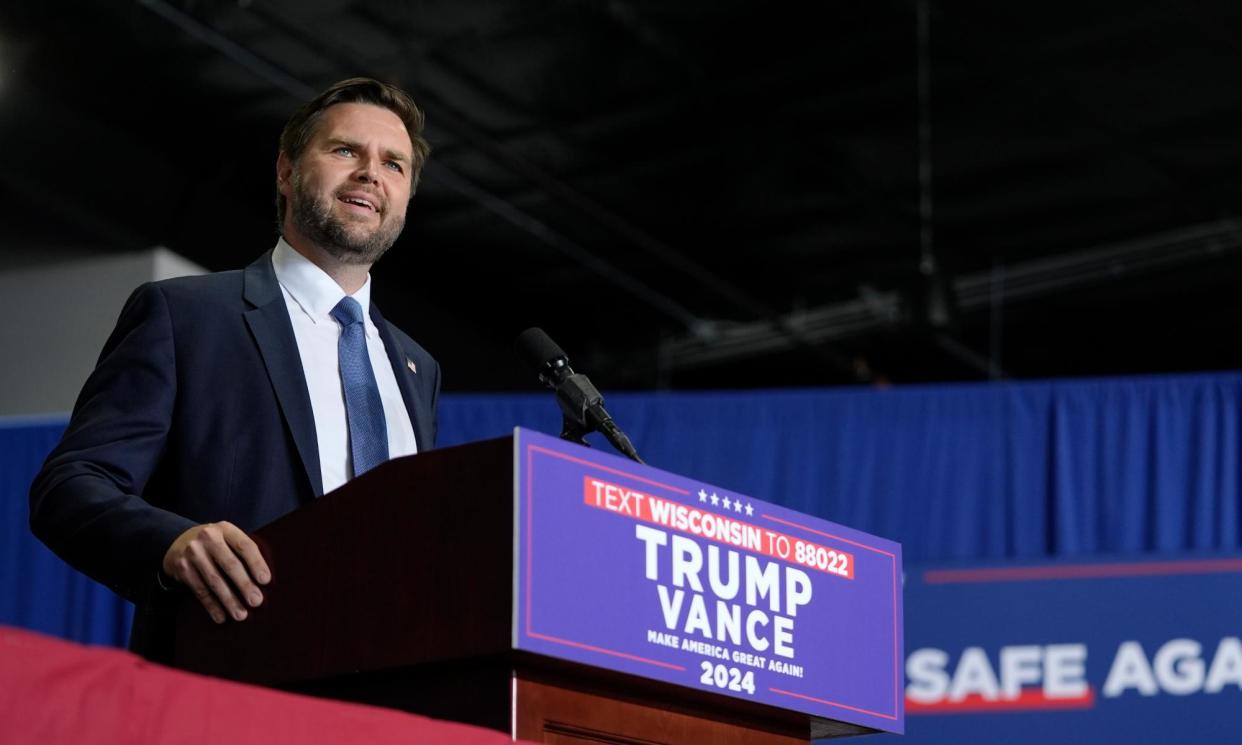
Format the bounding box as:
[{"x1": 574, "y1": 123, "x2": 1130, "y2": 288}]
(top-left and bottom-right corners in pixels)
[{"x1": 29, "y1": 251, "x2": 439, "y2": 660}]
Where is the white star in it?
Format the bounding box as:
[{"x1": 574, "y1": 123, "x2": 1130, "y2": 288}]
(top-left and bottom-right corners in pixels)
[
  {"x1": 698, "y1": 489, "x2": 708, "y2": 503},
  {"x1": 722, "y1": 497, "x2": 732, "y2": 510},
  {"x1": 734, "y1": 500, "x2": 743, "y2": 513},
  {"x1": 710, "y1": 492, "x2": 720, "y2": 506},
  {"x1": 744, "y1": 503, "x2": 754, "y2": 516}
]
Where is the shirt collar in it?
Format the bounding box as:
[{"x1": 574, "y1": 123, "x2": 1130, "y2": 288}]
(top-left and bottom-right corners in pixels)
[{"x1": 271, "y1": 237, "x2": 373, "y2": 329}]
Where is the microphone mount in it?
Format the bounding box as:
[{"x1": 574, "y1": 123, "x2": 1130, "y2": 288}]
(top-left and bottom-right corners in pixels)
[{"x1": 517, "y1": 328, "x2": 644, "y2": 464}]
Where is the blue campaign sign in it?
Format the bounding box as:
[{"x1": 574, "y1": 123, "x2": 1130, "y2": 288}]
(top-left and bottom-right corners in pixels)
[
  {"x1": 511, "y1": 429, "x2": 905, "y2": 734},
  {"x1": 887, "y1": 555, "x2": 1242, "y2": 744}
]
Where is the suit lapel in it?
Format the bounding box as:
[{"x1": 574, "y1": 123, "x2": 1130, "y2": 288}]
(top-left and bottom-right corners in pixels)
[
  {"x1": 371, "y1": 303, "x2": 429, "y2": 453},
  {"x1": 242, "y1": 252, "x2": 324, "y2": 497}
]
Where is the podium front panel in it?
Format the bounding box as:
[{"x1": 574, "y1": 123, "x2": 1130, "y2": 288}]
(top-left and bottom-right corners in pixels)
[{"x1": 511, "y1": 428, "x2": 905, "y2": 735}]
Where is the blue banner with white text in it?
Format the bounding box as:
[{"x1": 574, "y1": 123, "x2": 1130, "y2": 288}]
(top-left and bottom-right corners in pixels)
[{"x1": 884, "y1": 555, "x2": 1242, "y2": 744}]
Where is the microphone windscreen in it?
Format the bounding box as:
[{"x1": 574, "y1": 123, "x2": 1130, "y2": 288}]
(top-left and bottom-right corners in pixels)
[{"x1": 515, "y1": 327, "x2": 567, "y2": 372}]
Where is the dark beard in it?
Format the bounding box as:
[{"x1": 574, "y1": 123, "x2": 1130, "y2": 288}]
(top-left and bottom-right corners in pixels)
[{"x1": 290, "y1": 175, "x2": 405, "y2": 265}]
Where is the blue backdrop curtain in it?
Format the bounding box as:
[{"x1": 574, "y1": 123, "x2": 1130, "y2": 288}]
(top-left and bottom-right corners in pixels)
[
  {"x1": 1, "y1": 417, "x2": 133, "y2": 644},
  {"x1": 442, "y1": 372, "x2": 1242, "y2": 560},
  {"x1": 5, "y1": 371, "x2": 1242, "y2": 647}
]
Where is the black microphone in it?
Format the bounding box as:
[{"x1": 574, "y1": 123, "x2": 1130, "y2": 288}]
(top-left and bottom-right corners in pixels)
[{"x1": 515, "y1": 328, "x2": 643, "y2": 463}]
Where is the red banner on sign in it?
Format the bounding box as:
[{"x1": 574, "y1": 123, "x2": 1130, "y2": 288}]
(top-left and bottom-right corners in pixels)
[{"x1": 583, "y1": 476, "x2": 854, "y2": 580}]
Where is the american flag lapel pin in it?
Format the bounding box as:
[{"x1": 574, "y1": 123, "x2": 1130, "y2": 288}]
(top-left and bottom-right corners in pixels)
[{"x1": 406, "y1": 358, "x2": 417, "y2": 374}]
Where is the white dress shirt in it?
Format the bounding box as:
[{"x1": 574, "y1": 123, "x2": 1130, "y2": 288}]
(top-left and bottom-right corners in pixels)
[{"x1": 271, "y1": 238, "x2": 417, "y2": 493}]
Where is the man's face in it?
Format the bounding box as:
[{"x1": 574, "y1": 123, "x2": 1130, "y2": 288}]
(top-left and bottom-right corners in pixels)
[{"x1": 279, "y1": 102, "x2": 415, "y2": 265}]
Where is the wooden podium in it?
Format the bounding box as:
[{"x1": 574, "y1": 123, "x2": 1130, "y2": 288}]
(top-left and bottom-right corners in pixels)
[{"x1": 174, "y1": 431, "x2": 902, "y2": 743}]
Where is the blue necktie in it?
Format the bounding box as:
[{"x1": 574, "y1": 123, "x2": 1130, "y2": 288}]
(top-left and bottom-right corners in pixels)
[{"x1": 331, "y1": 296, "x2": 389, "y2": 478}]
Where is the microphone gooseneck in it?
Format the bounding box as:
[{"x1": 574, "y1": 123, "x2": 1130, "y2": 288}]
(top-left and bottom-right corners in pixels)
[{"x1": 515, "y1": 328, "x2": 643, "y2": 464}]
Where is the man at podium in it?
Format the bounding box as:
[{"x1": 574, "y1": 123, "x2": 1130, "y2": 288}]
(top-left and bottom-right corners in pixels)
[{"x1": 29, "y1": 77, "x2": 441, "y2": 663}]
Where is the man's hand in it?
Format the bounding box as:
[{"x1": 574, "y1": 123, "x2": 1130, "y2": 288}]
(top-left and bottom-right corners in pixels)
[{"x1": 162, "y1": 522, "x2": 271, "y2": 624}]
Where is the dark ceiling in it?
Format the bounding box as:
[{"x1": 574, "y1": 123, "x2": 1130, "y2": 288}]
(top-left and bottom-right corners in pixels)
[{"x1": 4, "y1": 1, "x2": 1242, "y2": 391}]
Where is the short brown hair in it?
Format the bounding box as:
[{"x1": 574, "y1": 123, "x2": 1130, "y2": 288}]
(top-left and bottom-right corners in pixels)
[{"x1": 276, "y1": 77, "x2": 430, "y2": 224}]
